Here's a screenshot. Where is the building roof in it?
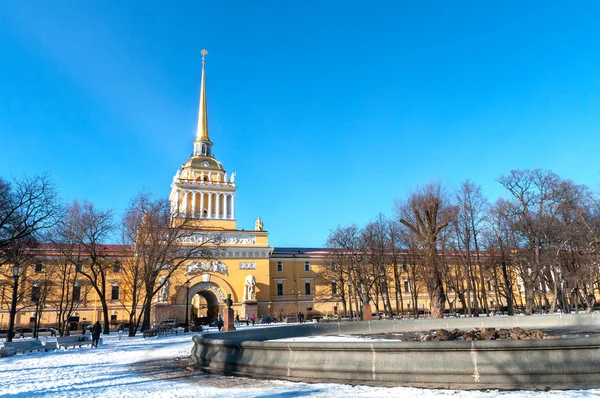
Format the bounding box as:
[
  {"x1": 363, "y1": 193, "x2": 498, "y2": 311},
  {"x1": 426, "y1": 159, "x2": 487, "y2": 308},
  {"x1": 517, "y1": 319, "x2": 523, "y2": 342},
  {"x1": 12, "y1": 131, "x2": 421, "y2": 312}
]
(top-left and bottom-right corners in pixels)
[{"x1": 271, "y1": 247, "x2": 328, "y2": 255}]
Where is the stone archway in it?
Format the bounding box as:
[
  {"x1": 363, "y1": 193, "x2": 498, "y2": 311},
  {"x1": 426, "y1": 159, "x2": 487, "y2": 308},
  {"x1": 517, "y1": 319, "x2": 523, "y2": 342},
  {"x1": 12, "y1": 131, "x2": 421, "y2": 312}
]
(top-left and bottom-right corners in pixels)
[
  {"x1": 176, "y1": 281, "x2": 228, "y2": 324},
  {"x1": 192, "y1": 289, "x2": 220, "y2": 323},
  {"x1": 173, "y1": 275, "x2": 237, "y2": 305}
]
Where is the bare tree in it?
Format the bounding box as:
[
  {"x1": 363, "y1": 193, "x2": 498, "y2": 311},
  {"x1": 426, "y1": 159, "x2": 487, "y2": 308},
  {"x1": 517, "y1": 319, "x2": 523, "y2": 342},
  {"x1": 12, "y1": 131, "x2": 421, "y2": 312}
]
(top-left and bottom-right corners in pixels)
[
  {"x1": 361, "y1": 214, "x2": 394, "y2": 316},
  {"x1": 0, "y1": 245, "x2": 39, "y2": 340},
  {"x1": 486, "y1": 199, "x2": 519, "y2": 315},
  {"x1": 497, "y1": 169, "x2": 562, "y2": 315},
  {"x1": 44, "y1": 255, "x2": 92, "y2": 336},
  {"x1": 395, "y1": 182, "x2": 457, "y2": 318},
  {"x1": 322, "y1": 225, "x2": 364, "y2": 318},
  {"x1": 452, "y1": 180, "x2": 490, "y2": 315},
  {"x1": 123, "y1": 192, "x2": 221, "y2": 335},
  {"x1": 0, "y1": 174, "x2": 61, "y2": 263},
  {"x1": 52, "y1": 201, "x2": 116, "y2": 334},
  {"x1": 388, "y1": 220, "x2": 405, "y2": 317}
]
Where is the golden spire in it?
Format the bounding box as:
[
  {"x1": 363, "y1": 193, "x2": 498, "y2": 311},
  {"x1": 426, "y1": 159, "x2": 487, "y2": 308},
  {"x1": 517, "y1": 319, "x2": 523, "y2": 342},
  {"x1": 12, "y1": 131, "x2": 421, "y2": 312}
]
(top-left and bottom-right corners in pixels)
[{"x1": 196, "y1": 49, "x2": 210, "y2": 142}]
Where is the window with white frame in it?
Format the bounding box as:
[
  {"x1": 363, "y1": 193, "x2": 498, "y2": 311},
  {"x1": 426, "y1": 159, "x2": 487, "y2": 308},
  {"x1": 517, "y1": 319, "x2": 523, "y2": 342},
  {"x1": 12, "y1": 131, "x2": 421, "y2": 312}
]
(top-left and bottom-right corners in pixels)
[
  {"x1": 277, "y1": 282, "x2": 284, "y2": 296},
  {"x1": 72, "y1": 284, "x2": 81, "y2": 302},
  {"x1": 403, "y1": 279, "x2": 410, "y2": 293},
  {"x1": 331, "y1": 281, "x2": 337, "y2": 295},
  {"x1": 34, "y1": 263, "x2": 43, "y2": 273},
  {"x1": 111, "y1": 285, "x2": 120, "y2": 301},
  {"x1": 304, "y1": 262, "x2": 310, "y2": 271},
  {"x1": 31, "y1": 285, "x2": 41, "y2": 303},
  {"x1": 304, "y1": 281, "x2": 311, "y2": 295},
  {"x1": 276, "y1": 261, "x2": 283, "y2": 272}
]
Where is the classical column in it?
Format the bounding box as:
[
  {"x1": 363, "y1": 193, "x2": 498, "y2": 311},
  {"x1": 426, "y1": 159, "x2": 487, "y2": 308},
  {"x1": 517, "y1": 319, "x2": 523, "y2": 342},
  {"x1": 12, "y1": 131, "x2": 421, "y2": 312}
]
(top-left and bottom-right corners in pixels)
[
  {"x1": 182, "y1": 191, "x2": 188, "y2": 216},
  {"x1": 192, "y1": 192, "x2": 197, "y2": 218},
  {"x1": 216, "y1": 193, "x2": 221, "y2": 219},
  {"x1": 200, "y1": 192, "x2": 205, "y2": 217},
  {"x1": 231, "y1": 195, "x2": 235, "y2": 219},
  {"x1": 227, "y1": 194, "x2": 232, "y2": 219},
  {"x1": 176, "y1": 190, "x2": 181, "y2": 214},
  {"x1": 208, "y1": 193, "x2": 213, "y2": 218}
]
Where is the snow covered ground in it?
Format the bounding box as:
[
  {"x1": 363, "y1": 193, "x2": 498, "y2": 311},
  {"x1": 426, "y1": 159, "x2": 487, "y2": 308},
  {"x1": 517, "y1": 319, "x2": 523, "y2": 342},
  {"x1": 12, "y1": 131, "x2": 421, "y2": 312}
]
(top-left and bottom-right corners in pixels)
[{"x1": 1, "y1": 331, "x2": 598, "y2": 397}]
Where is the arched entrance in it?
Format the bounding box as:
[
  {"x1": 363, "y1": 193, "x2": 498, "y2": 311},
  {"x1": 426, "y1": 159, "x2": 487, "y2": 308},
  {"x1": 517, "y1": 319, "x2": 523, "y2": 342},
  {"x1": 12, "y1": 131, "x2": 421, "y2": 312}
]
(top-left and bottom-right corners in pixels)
[
  {"x1": 191, "y1": 289, "x2": 220, "y2": 324},
  {"x1": 174, "y1": 278, "x2": 233, "y2": 325}
]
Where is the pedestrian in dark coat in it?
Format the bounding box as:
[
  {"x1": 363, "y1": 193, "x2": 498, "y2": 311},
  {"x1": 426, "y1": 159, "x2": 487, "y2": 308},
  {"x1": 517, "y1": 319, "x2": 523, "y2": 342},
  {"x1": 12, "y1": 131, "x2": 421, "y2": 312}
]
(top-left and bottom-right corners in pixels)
[
  {"x1": 217, "y1": 315, "x2": 224, "y2": 332},
  {"x1": 91, "y1": 321, "x2": 102, "y2": 348}
]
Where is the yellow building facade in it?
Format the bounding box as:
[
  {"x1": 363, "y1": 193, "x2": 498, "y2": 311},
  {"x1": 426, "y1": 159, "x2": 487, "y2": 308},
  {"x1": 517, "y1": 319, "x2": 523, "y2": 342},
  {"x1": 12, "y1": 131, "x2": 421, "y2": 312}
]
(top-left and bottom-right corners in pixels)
[{"x1": 1, "y1": 54, "x2": 537, "y2": 330}]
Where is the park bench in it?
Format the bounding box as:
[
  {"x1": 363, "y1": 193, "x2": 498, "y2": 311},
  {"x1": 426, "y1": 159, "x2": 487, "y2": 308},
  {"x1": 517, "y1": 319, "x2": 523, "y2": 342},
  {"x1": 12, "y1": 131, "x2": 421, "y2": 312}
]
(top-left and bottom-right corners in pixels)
[
  {"x1": 44, "y1": 340, "x2": 58, "y2": 351},
  {"x1": 143, "y1": 326, "x2": 181, "y2": 338},
  {"x1": 2, "y1": 339, "x2": 47, "y2": 354},
  {"x1": 56, "y1": 335, "x2": 98, "y2": 349},
  {"x1": 143, "y1": 328, "x2": 158, "y2": 338},
  {"x1": 0, "y1": 345, "x2": 15, "y2": 357}
]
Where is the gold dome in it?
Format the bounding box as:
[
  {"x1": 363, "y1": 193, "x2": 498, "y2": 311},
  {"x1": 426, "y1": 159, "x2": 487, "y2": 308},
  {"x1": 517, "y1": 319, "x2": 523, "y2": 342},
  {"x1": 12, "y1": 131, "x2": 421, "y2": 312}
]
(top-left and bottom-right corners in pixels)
[{"x1": 183, "y1": 155, "x2": 224, "y2": 171}]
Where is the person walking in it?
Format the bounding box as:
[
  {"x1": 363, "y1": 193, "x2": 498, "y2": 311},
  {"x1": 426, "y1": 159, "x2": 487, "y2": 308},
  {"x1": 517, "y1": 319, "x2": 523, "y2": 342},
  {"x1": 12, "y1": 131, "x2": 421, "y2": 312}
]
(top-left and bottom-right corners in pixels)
[
  {"x1": 235, "y1": 314, "x2": 240, "y2": 327},
  {"x1": 91, "y1": 321, "x2": 102, "y2": 348},
  {"x1": 251, "y1": 314, "x2": 256, "y2": 326},
  {"x1": 217, "y1": 315, "x2": 224, "y2": 332}
]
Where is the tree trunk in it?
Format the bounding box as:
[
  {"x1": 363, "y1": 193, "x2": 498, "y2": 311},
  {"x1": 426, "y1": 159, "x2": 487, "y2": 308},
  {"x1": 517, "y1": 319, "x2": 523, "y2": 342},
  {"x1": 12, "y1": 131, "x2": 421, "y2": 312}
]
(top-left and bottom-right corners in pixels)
[
  {"x1": 393, "y1": 264, "x2": 402, "y2": 317},
  {"x1": 525, "y1": 279, "x2": 535, "y2": 316},
  {"x1": 429, "y1": 265, "x2": 446, "y2": 319},
  {"x1": 501, "y1": 260, "x2": 514, "y2": 315},
  {"x1": 341, "y1": 285, "x2": 348, "y2": 317}
]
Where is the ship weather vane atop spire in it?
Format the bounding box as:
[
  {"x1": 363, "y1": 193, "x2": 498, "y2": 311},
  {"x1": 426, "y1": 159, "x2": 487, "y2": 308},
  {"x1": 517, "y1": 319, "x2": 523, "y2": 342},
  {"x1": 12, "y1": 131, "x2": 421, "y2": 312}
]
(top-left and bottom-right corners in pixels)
[{"x1": 196, "y1": 49, "x2": 210, "y2": 143}]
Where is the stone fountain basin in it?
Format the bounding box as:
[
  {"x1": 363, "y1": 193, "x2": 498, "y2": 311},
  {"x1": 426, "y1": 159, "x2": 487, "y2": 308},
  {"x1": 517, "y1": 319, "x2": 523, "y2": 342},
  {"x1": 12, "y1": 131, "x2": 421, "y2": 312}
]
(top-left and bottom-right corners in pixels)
[{"x1": 190, "y1": 314, "x2": 600, "y2": 390}]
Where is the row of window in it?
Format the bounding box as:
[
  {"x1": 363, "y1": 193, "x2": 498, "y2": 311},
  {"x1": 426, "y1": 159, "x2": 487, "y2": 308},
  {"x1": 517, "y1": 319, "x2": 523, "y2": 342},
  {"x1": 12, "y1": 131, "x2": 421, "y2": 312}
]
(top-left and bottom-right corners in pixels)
[
  {"x1": 30, "y1": 284, "x2": 120, "y2": 303},
  {"x1": 35, "y1": 261, "x2": 408, "y2": 274},
  {"x1": 274, "y1": 279, "x2": 412, "y2": 298},
  {"x1": 328, "y1": 263, "x2": 410, "y2": 272},
  {"x1": 275, "y1": 282, "x2": 312, "y2": 296},
  {"x1": 276, "y1": 262, "x2": 410, "y2": 273},
  {"x1": 34, "y1": 262, "x2": 122, "y2": 273},
  {"x1": 34, "y1": 261, "x2": 411, "y2": 274},
  {"x1": 275, "y1": 261, "x2": 311, "y2": 272}
]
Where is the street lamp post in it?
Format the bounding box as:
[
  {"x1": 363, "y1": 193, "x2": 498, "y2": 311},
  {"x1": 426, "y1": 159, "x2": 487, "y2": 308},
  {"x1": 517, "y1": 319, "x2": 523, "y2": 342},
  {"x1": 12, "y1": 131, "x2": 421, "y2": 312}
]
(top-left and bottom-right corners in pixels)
[
  {"x1": 347, "y1": 278, "x2": 353, "y2": 321},
  {"x1": 7, "y1": 264, "x2": 22, "y2": 342},
  {"x1": 184, "y1": 280, "x2": 191, "y2": 332}
]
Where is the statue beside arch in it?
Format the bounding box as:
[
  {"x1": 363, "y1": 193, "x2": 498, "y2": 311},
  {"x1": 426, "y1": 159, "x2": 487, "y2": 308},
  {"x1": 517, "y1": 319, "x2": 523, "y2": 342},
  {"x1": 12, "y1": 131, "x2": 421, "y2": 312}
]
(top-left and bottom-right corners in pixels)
[
  {"x1": 243, "y1": 275, "x2": 256, "y2": 302},
  {"x1": 156, "y1": 276, "x2": 170, "y2": 303}
]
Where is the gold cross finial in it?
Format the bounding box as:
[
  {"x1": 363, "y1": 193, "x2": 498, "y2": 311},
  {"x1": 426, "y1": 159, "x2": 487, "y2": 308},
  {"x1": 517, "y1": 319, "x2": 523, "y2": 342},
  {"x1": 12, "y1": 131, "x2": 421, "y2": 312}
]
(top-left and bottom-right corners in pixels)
[{"x1": 201, "y1": 49, "x2": 208, "y2": 65}]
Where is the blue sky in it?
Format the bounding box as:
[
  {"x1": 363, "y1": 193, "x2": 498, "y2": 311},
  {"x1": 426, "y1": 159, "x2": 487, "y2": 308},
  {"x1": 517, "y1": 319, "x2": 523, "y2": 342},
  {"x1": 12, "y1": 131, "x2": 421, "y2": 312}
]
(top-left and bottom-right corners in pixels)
[{"x1": 1, "y1": 2, "x2": 600, "y2": 247}]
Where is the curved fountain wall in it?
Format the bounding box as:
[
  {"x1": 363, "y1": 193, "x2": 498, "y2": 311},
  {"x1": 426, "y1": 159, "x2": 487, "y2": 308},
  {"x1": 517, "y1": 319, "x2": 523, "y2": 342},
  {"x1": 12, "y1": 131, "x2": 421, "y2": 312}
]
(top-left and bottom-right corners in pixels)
[{"x1": 190, "y1": 314, "x2": 600, "y2": 390}]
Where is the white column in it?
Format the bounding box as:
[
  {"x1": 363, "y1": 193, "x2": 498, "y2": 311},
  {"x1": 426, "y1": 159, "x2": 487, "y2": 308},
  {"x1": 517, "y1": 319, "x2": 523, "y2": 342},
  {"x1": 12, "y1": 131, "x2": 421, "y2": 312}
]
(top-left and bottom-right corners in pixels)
[
  {"x1": 176, "y1": 190, "x2": 181, "y2": 215},
  {"x1": 216, "y1": 193, "x2": 221, "y2": 219},
  {"x1": 182, "y1": 191, "x2": 188, "y2": 216},
  {"x1": 227, "y1": 194, "x2": 231, "y2": 219},
  {"x1": 200, "y1": 192, "x2": 205, "y2": 217},
  {"x1": 192, "y1": 192, "x2": 197, "y2": 218},
  {"x1": 231, "y1": 195, "x2": 235, "y2": 219},
  {"x1": 208, "y1": 193, "x2": 213, "y2": 218}
]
